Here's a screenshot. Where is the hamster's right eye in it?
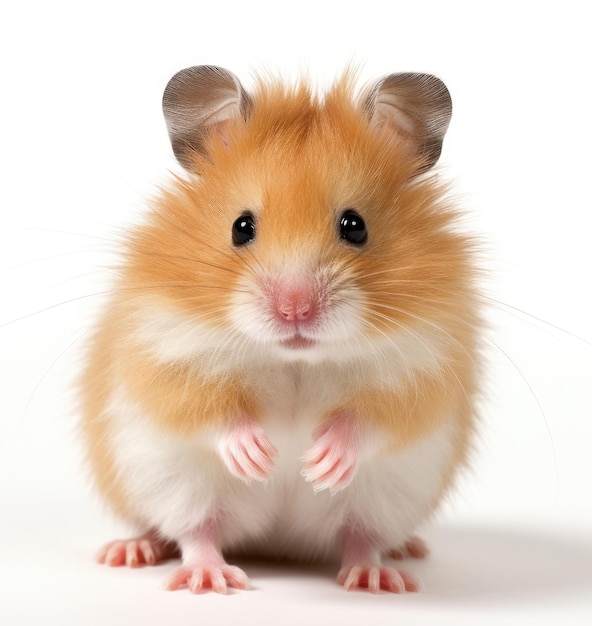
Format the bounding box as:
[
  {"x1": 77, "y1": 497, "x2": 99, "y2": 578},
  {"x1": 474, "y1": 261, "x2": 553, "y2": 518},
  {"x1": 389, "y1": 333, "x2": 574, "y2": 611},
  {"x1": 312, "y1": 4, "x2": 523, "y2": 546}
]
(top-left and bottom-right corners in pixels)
[{"x1": 232, "y1": 213, "x2": 256, "y2": 246}]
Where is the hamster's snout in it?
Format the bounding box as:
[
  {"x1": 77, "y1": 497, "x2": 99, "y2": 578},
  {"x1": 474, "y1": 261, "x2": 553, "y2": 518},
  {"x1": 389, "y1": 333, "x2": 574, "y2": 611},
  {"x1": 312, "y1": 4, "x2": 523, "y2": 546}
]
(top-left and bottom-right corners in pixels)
[
  {"x1": 233, "y1": 265, "x2": 363, "y2": 358},
  {"x1": 275, "y1": 284, "x2": 317, "y2": 323},
  {"x1": 263, "y1": 275, "x2": 327, "y2": 343}
]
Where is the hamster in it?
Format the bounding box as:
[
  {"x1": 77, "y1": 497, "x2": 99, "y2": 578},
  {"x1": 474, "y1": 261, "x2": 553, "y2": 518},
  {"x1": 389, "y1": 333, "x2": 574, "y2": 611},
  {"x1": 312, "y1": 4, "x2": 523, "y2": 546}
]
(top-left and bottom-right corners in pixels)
[{"x1": 81, "y1": 65, "x2": 481, "y2": 594}]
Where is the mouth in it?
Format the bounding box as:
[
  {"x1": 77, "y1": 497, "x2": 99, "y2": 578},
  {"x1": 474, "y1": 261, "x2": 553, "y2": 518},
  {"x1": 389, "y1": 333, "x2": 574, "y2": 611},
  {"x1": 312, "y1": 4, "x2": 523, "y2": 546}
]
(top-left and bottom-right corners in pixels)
[{"x1": 279, "y1": 334, "x2": 317, "y2": 350}]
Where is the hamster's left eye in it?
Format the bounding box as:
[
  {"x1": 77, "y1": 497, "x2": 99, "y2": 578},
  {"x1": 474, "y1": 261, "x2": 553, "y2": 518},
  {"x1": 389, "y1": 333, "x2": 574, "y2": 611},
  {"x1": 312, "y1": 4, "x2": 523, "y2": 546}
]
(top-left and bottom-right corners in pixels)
[
  {"x1": 232, "y1": 213, "x2": 256, "y2": 246},
  {"x1": 339, "y1": 210, "x2": 367, "y2": 245}
]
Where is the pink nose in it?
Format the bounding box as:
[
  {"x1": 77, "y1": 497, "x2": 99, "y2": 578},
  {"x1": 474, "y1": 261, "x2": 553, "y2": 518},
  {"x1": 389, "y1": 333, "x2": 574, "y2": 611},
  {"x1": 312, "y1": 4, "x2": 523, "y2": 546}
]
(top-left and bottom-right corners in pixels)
[{"x1": 276, "y1": 287, "x2": 316, "y2": 322}]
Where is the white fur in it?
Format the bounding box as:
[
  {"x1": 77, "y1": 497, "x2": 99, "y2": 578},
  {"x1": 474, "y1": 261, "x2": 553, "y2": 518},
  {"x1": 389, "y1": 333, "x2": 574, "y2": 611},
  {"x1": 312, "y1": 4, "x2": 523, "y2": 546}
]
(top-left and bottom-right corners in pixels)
[
  {"x1": 132, "y1": 305, "x2": 233, "y2": 366},
  {"x1": 132, "y1": 302, "x2": 448, "y2": 388},
  {"x1": 107, "y1": 356, "x2": 458, "y2": 560},
  {"x1": 106, "y1": 386, "x2": 275, "y2": 541},
  {"x1": 112, "y1": 287, "x2": 460, "y2": 558},
  {"x1": 131, "y1": 253, "x2": 451, "y2": 379}
]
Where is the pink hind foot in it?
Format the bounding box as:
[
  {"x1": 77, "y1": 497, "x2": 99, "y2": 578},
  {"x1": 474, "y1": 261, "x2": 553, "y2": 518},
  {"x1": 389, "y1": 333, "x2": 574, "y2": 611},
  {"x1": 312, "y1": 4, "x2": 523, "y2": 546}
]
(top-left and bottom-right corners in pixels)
[
  {"x1": 164, "y1": 519, "x2": 249, "y2": 595},
  {"x1": 97, "y1": 530, "x2": 179, "y2": 568},
  {"x1": 338, "y1": 525, "x2": 421, "y2": 594},
  {"x1": 387, "y1": 536, "x2": 429, "y2": 560},
  {"x1": 338, "y1": 564, "x2": 421, "y2": 593},
  {"x1": 165, "y1": 564, "x2": 249, "y2": 595}
]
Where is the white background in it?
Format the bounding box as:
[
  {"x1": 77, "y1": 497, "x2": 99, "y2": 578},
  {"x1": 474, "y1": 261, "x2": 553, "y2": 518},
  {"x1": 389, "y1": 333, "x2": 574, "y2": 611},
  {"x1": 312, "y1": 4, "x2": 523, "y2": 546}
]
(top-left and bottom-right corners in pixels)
[{"x1": 1, "y1": 1, "x2": 591, "y2": 624}]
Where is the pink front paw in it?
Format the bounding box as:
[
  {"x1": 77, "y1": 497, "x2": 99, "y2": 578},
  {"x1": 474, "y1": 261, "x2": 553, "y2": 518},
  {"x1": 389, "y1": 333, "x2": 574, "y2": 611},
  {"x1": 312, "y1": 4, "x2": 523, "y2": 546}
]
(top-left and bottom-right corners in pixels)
[
  {"x1": 218, "y1": 421, "x2": 277, "y2": 483},
  {"x1": 300, "y1": 415, "x2": 359, "y2": 494}
]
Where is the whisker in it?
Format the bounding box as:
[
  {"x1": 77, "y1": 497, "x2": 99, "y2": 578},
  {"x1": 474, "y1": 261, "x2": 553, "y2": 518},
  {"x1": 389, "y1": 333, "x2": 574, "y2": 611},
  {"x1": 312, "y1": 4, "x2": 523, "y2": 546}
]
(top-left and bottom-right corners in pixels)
[
  {"x1": 365, "y1": 300, "x2": 478, "y2": 367},
  {"x1": 233, "y1": 242, "x2": 264, "y2": 275},
  {"x1": 483, "y1": 331, "x2": 560, "y2": 495},
  {"x1": 0, "y1": 248, "x2": 109, "y2": 274},
  {"x1": 364, "y1": 292, "x2": 484, "y2": 341},
  {"x1": 483, "y1": 296, "x2": 592, "y2": 347},
  {"x1": 358, "y1": 316, "x2": 421, "y2": 431},
  {"x1": 0, "y1": 281, "x2": 250, "y2": 329},
  {"x1": 365, "y1": 290, "x2": 560, "y2": 488},
  {"x1": 9, "y1": 269, "x2": 107, "y2": 315},
  {"x1": 0, "y1": 226, "x2": 113, "y2": 241},
  {"x1": 19, "y1": 323, "x2": 92, "y2": 425},
  {"x1": 130, "y1": 250, "x2": 249, "y2": 279},
  {"x1": 367, "y1": 309, "x2": 449, "y2": 386},
  {"x1": 0, "y1": 292, "x2": 113, "y2": 329}
]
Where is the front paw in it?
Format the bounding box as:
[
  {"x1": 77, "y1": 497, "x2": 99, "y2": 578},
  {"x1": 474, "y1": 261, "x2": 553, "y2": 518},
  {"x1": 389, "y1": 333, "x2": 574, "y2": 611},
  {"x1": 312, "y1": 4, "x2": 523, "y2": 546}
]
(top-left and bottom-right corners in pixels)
[
  {"x1": 218, "y1": 421, "x2": 277, "y2": 484},
  {"x1": 300, "y1": 415, "x2": 359, "y2": 494}
]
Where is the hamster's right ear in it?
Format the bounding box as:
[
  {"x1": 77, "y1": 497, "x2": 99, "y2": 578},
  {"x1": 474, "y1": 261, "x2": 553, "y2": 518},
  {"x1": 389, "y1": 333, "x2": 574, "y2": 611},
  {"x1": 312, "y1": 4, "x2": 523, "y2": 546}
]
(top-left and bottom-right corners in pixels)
[{"x1": 162, "y1": 65, "x2": 251, "y2": 170}]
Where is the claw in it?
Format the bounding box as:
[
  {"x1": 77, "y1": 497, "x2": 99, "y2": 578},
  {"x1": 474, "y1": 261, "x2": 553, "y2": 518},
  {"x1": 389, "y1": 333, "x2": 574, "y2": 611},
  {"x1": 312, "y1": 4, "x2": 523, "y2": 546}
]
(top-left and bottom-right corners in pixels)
[
  {"x1": 301, "y1": 414, "x2": 359, "y2": 493},
  {"x1": 338, "y1": 564, "x2": 420, "y2": 594},
  {"x1": 164, "y1": 565, "x2": 249, "y2": 594},
  {"x1": 218, "y1": 422, "x2": 277, "y2": 483},
  {"x1": 97, "y1": 532, "x2": 179, "y2": 568}
]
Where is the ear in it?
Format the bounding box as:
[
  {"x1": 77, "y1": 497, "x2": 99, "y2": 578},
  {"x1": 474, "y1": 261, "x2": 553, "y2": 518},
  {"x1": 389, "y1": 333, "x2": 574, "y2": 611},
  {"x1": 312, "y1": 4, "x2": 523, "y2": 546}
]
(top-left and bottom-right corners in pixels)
[
  {"x1": 365, "y1": 73, "x2": 452, "y2": 173},
  {"x1": 162, "y1": 65, "x2": 251, "y2": 170}
]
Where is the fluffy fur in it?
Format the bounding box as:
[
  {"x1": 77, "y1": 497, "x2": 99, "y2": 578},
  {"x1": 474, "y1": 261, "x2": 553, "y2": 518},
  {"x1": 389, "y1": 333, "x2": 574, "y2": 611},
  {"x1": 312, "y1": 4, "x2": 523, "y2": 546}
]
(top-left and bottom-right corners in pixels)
[{"x1": 80, "y1": 69, "x2": 481, "y2": 588}]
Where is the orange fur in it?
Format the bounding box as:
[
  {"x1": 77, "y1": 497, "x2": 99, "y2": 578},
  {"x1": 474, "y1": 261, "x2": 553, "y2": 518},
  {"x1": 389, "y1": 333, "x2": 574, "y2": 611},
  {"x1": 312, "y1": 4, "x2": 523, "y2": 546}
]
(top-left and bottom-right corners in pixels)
[{"x1": 80, "y1": 71, "x2": 481, "y2": 528}]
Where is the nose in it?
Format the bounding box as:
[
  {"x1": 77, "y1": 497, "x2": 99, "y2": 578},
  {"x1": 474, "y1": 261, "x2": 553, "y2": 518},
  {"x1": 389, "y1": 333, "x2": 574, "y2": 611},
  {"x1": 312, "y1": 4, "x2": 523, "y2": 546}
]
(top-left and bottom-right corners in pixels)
[{"x1": 275, "y1": 286, "x2": 316, "y2": 322}]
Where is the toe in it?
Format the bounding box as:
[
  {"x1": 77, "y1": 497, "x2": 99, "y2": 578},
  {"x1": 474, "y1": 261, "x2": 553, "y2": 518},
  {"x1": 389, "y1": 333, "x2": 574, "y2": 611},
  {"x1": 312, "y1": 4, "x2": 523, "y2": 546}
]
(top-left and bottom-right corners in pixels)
[
  {"x1": 368, "y1": 566, "x2": 381, "y2": 593},
  {"x1": 126, "y1": 541, "x2": 140, "y2": 567},
  {"x1": 210, "y1": 569, "x2": 228, "y2": 594},
  {"x1": 342, "y1": 566, "x2": 363, "y2": 591},
  {"x1": 139, "y1": 540, "x2": 156, "y2": 565},
  {"x1": 106, "y1": 542, "x2": 126, "y2": 567},
  {"x1": 224, "y1": 566, "x2": 250, "y2": 590},
  {"x1": 164, "y1": 568, "x2": 190, "y2": 591}
]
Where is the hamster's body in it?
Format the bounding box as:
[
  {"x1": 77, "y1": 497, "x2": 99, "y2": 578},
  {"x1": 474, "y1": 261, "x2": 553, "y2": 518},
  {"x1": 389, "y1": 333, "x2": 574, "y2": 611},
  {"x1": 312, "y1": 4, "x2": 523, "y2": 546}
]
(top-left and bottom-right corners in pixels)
[{"x1": 81, "y1": 67, "x2": 481, "y2": 594}]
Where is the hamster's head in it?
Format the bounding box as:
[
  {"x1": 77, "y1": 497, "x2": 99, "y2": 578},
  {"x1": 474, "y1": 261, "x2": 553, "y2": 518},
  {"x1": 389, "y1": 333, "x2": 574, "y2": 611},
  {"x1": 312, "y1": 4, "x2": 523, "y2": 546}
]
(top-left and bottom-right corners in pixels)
[{"x1": 126, "y1": 66, "x2": 478, "y2": 369}]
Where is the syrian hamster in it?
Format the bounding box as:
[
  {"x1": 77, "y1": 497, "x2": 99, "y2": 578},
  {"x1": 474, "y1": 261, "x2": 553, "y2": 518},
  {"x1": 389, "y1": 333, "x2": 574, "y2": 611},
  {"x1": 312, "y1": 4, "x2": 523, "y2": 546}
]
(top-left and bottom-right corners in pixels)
[{"x1": 81, "y1": 65, "x2": 481, "y2": 594}]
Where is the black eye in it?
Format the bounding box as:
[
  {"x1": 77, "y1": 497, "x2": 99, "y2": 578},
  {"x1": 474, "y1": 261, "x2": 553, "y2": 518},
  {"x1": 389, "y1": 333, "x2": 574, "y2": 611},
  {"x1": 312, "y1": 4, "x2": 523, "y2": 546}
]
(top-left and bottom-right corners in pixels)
[
  {"x1": 339, "y1": 210, "x2": 367, "y2": 245},
  {"x1": 232, "y1": 213, "x2": 256, "y2": 246}
]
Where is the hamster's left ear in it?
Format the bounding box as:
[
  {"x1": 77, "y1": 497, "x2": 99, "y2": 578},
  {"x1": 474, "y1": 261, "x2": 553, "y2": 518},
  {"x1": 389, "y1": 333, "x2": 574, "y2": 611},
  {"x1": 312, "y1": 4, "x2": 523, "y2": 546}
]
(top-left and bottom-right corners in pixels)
[
  {"x1": 162, "y1": 65, "x2": 251, "y2": 170},
  {"x1": 365, "y1": 73, "x2": 452, "y2": 173}
]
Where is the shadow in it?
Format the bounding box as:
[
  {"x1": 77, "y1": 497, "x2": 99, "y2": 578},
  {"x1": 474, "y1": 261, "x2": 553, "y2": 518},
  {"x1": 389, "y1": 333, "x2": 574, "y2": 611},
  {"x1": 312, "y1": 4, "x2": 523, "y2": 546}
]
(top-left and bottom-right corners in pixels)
[
  {"x1": 104, "y1": 523, "x2": 592, "y2": 607},
  {"x1": 220, "y1": 524, "x2": 592, "y2": 605},
  {"x1": 229, "y1": 554, "x2": 338, "y2": 584},
  {"x1": 408, "y1": 524, "x2": 592, "y2": 606}
]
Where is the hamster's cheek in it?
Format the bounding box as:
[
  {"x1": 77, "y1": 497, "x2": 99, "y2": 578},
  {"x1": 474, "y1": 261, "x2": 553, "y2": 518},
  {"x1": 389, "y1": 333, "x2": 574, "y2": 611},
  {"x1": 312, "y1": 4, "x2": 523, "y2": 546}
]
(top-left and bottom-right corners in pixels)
[{"x1": 131, "y1": 304, "x2": 232, "y2": 362}]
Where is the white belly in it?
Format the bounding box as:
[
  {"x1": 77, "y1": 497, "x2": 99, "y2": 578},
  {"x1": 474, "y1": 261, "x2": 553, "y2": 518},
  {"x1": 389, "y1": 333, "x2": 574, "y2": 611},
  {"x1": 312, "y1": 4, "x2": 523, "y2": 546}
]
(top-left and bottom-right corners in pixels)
[{"x1": 107, "y1": 370, "x2": 457, "y2": 561}]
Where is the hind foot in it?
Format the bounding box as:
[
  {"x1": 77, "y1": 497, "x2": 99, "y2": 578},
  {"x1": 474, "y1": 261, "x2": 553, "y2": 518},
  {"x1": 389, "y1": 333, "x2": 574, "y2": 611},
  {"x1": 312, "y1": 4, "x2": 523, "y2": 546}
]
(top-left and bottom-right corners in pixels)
[
  {"x1": 164, "y1": 519, "x2": 249, "y2": 595},
  {"x1": 165, "y1": 564, "x2": 249, "y2": 594},
  {"x1": 338, "y1": 564, "x2": 420, "y2": 593},
  {"x1": 339, "y1": 525, "x2": 421, "y2": 594},
  {"x1": 97, "y1": 530, "x2": 179, "y2": 567}
]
